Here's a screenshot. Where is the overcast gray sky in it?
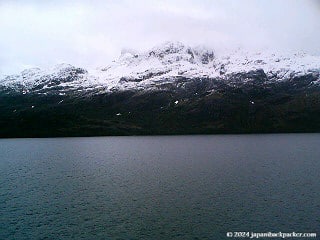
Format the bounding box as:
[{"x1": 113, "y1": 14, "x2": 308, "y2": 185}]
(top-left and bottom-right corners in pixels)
[{"x1": 1, "y1": 0, "x2": 319, "y2": 74}]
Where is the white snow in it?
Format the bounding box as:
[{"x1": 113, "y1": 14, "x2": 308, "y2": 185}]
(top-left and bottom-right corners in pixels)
[{"x1": 0, "y1": 42, "x2": 319, "y2": 93}]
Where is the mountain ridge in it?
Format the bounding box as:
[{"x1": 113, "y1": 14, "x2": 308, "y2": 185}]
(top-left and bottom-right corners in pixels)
[
  {"x1": 1, "y1": 42, "x2": 320, "y2": 137},
  {"x1": 1, "y1": 41, "x2": 319, "y2": 95}
]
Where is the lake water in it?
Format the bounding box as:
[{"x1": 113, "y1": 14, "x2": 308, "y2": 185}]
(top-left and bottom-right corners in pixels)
[{"x1": 0, "y1": 134, "x2": 319, "y2": 239}]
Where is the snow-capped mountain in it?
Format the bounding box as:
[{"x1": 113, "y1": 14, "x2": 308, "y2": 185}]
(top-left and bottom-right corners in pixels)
[
  {"x1": 1, "y1": 42, "x2": 320, "y2": 137},
  {"x1": 1, "y1": 41, "x2": 319, "y2": 95}
]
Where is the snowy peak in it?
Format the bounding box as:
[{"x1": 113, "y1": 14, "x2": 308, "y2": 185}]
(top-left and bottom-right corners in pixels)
[
  {"x1": 1, "y1": 41, "x2": 320, "y2": 94},
  {"x1": 95, "y1": 42, "x2": 217, "y2": 86},
  {"x1": 116, "y1": 42, "x2": 215, "y2": 67},
  {"x1": 0, "y1": 64, "x2": 88, "y2": 93},
  {"x1": 97, "y1": 42, "x2": 319, "y2": 86},
  {"x1": 149, "y1": 41, "x2": 187, "y2": 57},
  {"x1": 147, "y1": 41, "x2": 215, "y2": 65}
]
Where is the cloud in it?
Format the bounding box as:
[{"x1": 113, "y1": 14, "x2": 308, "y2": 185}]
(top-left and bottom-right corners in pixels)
[{"x1": 0, "y1": 0, "x2": 319, "y2": 74}]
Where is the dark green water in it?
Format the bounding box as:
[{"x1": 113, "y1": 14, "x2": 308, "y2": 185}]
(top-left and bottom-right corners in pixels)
[{"x1": 0, "y1": 134, "x2": 319, "y2": 239}]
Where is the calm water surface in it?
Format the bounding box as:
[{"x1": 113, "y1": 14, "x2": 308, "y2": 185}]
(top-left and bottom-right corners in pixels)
[{"x1": 0, "y1": 134, "x2": 319, "y2": 239}]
